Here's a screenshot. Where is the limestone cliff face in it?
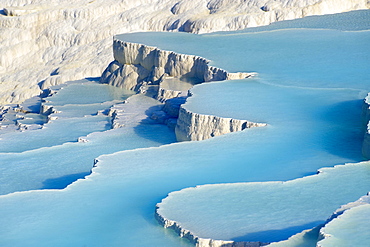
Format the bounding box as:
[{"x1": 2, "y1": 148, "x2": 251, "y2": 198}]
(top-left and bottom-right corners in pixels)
[
  {"x1": 175, "y1": 107, "x2": 266, "y2": 141},
  {"x1": 362, "y1": 94, "x2": 370, "y2": 159}
]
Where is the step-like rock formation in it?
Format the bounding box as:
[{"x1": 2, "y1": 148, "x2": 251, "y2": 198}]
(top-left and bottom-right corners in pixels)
[{"x1": 100, "y1": 36, "x2": 263, "y2": 141}]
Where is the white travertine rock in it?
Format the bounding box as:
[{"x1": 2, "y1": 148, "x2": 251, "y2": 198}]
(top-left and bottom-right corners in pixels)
[
  {"x1": 175, "y1": 107, "x2": 267, "y2": 141},
  {"x1": 227, "y1": 72, "x2": 257, "y2": 80},
  {"x1": 101, "y1": 37, "x2": 264, "y2": 141},
  {"x1": 101, "y1": 37, "x2": 256, "y2": 94},
  {"x1": 109, "y1": 38, "x2": 218, "y2": 82},
  {"x1": 155, "y1": 205, "x2": 269, "y2": 247},
  {"x1": 1, "y1": 0, "x2": 368, "y2": 105},
  {"x1": 329, "y1": 192, "x2": 370, "y2": 220},
  {"x1": 157, "y1": 77, "x2": 193, "y2": 102},
  {"x1": 317, "y1": 192, "x2": 370, "y2": 247}
]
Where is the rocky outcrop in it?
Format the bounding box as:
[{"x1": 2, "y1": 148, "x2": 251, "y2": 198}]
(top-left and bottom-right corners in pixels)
[
  {"x1": 175, "y1": 107, "x2": 266, "y2": 141},
  {"x1": 362, "y1": 93, "x2": 370, "y2": 159}
]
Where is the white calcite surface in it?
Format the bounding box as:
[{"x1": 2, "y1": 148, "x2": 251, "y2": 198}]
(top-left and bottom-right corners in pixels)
[
  {"x1": 156, "y1": 161, "x2": 370, "y2": 246},
  {"x1": 102, "y1": 36, "x2": 261, "y2": 139},
  {"x1": 155, "y1": 208, "x2": 269, "y2": 247},
  {"x1": 101, "y1": 36, "x2": 259, "y2": 140},
  {"x1": 99, "y1": 36, "x2": 260, "y2": 139},
  {"x1": 324, "y1": 193, "x2": 370, "y2": 222},
  {"x1": 317, "y1": 193, "x2": 370, "y2": 247},
  {"x1": 100, "y1": 37, "x2": 254, "y2": 92},
  {"x1": 175, "y1": 107, "x2": 266, "y2": 141},
  {"x1": 157, "y1": 77, "x2": 194, "y2": 102},
  {"x1": 1, "y1": 0, "x2": 369, "y2": 105}
]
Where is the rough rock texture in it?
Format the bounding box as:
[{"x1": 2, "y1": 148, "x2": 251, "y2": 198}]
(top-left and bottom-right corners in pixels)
[
  {"x1": 175, "y1": 107, "x2": 266, "y2": 141},
  {"x1": 155, "y1": 205, "x2": 269, "y2": 247},
  {"x1": 362, "y1": 93, "x2": 370, "y2": 159},
  {"x1": 1, "y1": 0, "x2": 369, "y2": 105}
]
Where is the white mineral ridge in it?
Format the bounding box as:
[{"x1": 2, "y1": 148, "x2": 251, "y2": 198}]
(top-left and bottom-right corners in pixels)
[{"x1": 1, "y1": 0, "x2": 369, "y2": 104}]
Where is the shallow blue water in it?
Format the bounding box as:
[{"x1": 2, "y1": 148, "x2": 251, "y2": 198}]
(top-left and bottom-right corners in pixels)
[
  {"x1": 0, "y1": 10, "x2": 369, "y2": 247},
  {"x1": 0, "y1": 81, "x2": 176, "y2": 195}
]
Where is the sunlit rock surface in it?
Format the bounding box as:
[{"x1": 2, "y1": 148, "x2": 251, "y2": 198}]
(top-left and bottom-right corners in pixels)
[{"x1": 1, "y1": 0, "x2": 369, "y2": 104}]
